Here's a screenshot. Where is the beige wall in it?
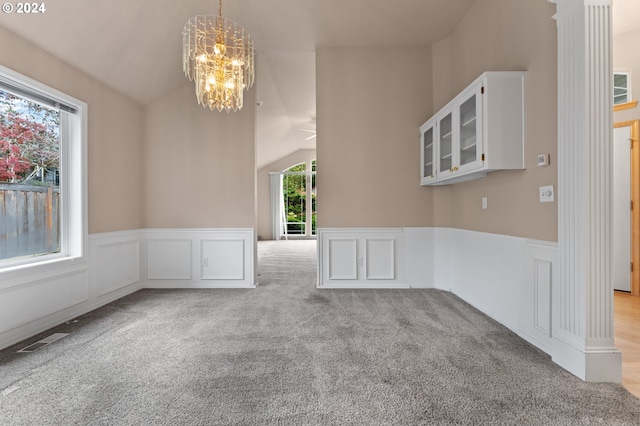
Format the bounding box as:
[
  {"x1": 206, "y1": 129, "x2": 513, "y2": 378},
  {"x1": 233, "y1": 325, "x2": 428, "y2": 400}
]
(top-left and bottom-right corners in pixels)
[
  {"x1": 432, "y1": 0, "x2": 558, "y2": 241},
  {"x1": 1, "y1": 26, "x2": 258, "y2": 233},
  {"x1": 257, "y1": 149, "x2": 316, "y2": 240},
  {"x1": 2, "y1": 3, "x2": 559, "y2": 240},
  {"x1": 614, "y1": 29, "x2": 640, "y2": 123},
  {"x1": 144, "y1": 83, "x2": 257, "y2": 228},
  {"x1": 316, "y1": 46, "x2": 434, "y2": 228},
  {"x1": 0, "y1": 26, "x2": 145, "y2": 234}
]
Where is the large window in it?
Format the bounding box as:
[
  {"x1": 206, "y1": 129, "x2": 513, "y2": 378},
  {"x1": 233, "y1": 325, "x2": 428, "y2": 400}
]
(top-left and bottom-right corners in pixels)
[{"x1": 0, "y1": 66, "x2": 86, "y2": 269}]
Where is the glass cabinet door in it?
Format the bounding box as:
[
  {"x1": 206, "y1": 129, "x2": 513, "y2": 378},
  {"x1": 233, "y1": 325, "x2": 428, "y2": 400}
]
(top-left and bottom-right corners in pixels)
[
  {"x1": 422, "y1": 126, "x2": 434, "y2": 180},
  {"x1": 438, "y1": 112, "x2": 453, "y2": 176},
  {"x1": 457, "y1": 86, "x2": 483, "y2": 172}
]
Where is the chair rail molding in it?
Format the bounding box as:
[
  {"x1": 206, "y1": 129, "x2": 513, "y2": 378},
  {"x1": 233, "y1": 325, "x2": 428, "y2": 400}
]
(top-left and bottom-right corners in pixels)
[{"x1": 550, "y1": 0, "x2": 621, "y2": 382}]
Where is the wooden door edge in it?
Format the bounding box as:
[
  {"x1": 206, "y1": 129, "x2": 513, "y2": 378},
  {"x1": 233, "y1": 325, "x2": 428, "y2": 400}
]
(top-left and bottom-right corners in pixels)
[{"x1": 616, "y1": 120, "x2": 640, "y2": 296}]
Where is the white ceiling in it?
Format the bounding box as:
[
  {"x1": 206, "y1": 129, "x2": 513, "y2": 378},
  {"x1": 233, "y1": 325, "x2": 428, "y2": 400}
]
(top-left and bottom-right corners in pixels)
[{"x1": 0, "y1": 0, "x2": 637, "y2": 168}]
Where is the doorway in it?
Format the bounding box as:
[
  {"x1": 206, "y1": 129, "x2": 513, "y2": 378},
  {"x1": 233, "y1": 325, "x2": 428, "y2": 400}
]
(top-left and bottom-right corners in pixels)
[
  {"x1": 282, "y1": 161, "x2": 316, "y2": 238},
  {"x1": 613, "y1": 120, "x2": 640, "y2": 295},
  {"x1": 269, "y1": 160, "x2": 316, "y2": 240}
]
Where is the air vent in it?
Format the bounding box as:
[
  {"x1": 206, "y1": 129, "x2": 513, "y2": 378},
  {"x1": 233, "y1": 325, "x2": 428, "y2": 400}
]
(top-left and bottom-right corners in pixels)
[{"x1": 17, "y1": 333, "x2": 69, "y2": 353}]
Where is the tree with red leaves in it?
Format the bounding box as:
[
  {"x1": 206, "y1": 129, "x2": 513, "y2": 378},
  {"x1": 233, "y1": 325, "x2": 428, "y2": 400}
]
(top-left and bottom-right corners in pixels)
[{"x1": 0, "y1": 90, "x2": 59, "y2": 184}]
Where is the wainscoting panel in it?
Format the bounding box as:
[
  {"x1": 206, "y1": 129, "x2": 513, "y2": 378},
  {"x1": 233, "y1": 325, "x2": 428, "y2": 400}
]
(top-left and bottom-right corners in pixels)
[
  {"x1": 97, "y1": 239, "x2": 140, "y2": 296},
  {"x1": 365, "y1": 239, "x2": 395, "y2": 280},
  {"x1": 519, "y1": 239, "x2": 558, "y2": 354},
  {"x1": 201, "y1": 239, "x2": 245, "y2": 280},
  {"x1": 317, "y1": 229, "x2": 409, "y2": 288},
  {"x1": 145, "y1": 229, "x2": 255, "y2": 288},
  {"x1": 534, "y1": 259, "x2": 552, "y2": 337},
  {"x1": 402, "y1": 227, "x2": 435, "y2": 289},
  {"x1": 433, "y1": 228, "x2": 527, "y2": 332},
  {"x1": 432, "y1": 228, "x2": 558, "y2": 356},
  {"x1": 328, "y1": 239, "x2": 358, "y2": 280},
  {"x1": 0, "y1": 230, "x2": 144, "y2": 351},
  {"x1": 0, "y1": 228, "x2": 255, "y2": 351},
  {"x1": 147, "y1": 239, "x2": 192, "y2": 280},
  {"x1": 0, "y1": 269, "x2": 88, "y2": 335}
]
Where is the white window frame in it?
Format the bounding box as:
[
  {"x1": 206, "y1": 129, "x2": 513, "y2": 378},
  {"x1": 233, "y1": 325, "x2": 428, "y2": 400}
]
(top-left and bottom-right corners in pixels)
[{"x1": 0, "y1": 65, "x2": 87, "y2": 272}]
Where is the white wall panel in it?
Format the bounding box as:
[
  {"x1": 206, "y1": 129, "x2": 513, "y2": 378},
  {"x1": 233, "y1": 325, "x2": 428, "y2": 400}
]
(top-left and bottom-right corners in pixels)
[
  {"x1": 403, "y1": 227, "x2": 435, "y2": 288},
  {"x1": 145, "y1": 229, "x2": 255, "y2": 288},
  {"x1": 434, "y1": 228, "x2": 526, "y2": 332},
  {"x1": 0, "y1": 270, "x2": 88, "y2": 334},
  {"x1": 147, "y1": 239, "x2": 192, "y2": 280},
  {"x1": 317, "y1": 229, "x2": 409, "y2": 288},
  {"x1": 534, "y1": 259, "x2": 552, "y2": 337},
  {"x1": 202, "y1": 239, "x2": 245, "y2": 280},
  {"x1": 328, "y1": 239, "x2": 358, "y2": 280},
  {"x1": 365, "y1": 239, "x2": 395, "y2": 280},
  {"x1": 519, "y1": 240, "x2": 558, "y2": 354},
  {"x1": 431, "y1": 228, "x2": 559, "y2": 357},
  {"x1": 97, "y1": 240, "x2": 140, "y2": 296}
]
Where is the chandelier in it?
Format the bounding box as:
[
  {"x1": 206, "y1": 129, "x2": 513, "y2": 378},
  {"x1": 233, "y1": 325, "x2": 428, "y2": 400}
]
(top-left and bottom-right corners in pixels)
[{"x1": 182, "y1": 0, "x2": 255, "y2": 112}]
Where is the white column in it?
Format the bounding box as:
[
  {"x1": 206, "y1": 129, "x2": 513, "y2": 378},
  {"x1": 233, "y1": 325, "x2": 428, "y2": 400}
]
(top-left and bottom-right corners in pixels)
[{"x1": 551, "y1": 0, "x2": 621, "y2": 382}]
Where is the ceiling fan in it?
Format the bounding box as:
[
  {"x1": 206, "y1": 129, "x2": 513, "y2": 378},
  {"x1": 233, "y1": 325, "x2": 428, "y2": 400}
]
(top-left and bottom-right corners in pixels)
[{"x1": 299, "y1": 129, "x2": 316, "y2": 141}]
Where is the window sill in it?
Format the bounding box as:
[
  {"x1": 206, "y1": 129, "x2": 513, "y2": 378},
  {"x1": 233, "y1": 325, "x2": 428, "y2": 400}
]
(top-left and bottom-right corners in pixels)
[
  {"x1": 614, "y1": 100, "x2": 638, "y2": 112},
  {"x1": 0, "y1": 254, "x2": 88, "y2": 291}
]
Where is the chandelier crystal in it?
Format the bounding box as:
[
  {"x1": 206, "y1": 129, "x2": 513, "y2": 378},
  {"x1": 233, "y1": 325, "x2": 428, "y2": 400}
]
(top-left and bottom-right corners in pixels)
[{"x1": 182, "y1": 0, "x2": 254, "y2": 112}]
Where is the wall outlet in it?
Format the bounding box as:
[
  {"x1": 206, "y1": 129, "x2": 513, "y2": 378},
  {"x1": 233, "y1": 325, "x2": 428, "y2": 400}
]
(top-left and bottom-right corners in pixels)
[{"x1": 540, "y1": 185, "x2": 554, "y2": 202}]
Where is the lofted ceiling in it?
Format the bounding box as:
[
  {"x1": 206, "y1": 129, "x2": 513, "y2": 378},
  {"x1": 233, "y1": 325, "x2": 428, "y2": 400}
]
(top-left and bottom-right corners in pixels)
[{"x1": 0, "y1": 0, "x2": 636, "y2": 168}]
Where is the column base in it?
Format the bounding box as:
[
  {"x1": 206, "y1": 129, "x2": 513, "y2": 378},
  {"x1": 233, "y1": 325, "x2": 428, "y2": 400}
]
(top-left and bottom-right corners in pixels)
[{"x1": 553, "y1": 338, "x2": 622, "y2": 382}]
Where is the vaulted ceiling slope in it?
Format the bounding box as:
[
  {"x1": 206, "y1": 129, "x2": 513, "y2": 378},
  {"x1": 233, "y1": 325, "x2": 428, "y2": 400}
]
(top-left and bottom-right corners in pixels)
[
  {"x1": 0, "y1": 0, "x2": 636, "y2": 168},
  {"x1": 0, "y1": 0, "x2": 476, "y2": 167}
]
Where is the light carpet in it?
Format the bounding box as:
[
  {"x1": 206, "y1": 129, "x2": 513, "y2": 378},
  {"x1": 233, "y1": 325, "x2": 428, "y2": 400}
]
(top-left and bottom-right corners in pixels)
[{"x1": 0, "y1": 240, "x2": 639, "y2": 425}]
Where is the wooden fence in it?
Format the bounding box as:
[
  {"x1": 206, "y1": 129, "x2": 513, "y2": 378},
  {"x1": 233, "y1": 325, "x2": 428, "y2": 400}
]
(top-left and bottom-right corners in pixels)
[{"x1": 0, "y1": 184, "x2": 60, "y2": 260}]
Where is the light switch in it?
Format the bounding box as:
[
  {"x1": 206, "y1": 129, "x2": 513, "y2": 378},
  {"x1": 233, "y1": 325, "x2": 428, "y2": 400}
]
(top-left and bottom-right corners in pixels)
[
  {"x1": 482, "y1": 197, "x2": 488, "y2": 209},
  {"x1": 537, "y1": 154, "x2": 550, "y2": 166},
  {"x1": 540, "y1": 185, "x2": 554, "y2": 202}
]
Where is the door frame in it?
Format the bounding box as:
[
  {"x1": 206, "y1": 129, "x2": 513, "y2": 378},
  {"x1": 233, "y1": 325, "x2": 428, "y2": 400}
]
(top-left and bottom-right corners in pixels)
[{"x1": 614, "y1": 119, "x2": 640, "y2": 295}]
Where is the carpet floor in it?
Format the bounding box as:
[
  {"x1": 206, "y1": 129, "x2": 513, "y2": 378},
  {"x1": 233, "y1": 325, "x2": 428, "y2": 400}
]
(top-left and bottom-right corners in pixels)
[{"x1": 1, "y1": 240, "x2": 639, "y2": 425}]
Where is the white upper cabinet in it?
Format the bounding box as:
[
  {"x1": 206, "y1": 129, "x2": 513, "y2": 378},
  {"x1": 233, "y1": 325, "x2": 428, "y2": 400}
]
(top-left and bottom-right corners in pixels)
[
  {"x1": 420, "y1": 119, "x2": 436, "y2": 184},
  {"x1": 420, "y1": 71, "x2": 526, "y2": 186}
]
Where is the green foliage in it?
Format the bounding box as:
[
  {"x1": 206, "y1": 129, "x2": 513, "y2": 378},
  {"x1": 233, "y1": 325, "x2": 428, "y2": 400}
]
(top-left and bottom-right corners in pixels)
[{"x1": 283, "y1": 162, "x2": 317, "y2": 234}]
